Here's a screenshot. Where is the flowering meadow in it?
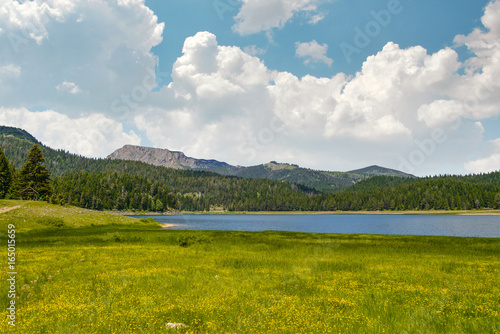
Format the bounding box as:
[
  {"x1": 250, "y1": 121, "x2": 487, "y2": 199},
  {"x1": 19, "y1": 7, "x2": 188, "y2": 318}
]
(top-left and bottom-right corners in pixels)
[{"x1": 1, "y1": 201, "x2": 499, "y2": 333}]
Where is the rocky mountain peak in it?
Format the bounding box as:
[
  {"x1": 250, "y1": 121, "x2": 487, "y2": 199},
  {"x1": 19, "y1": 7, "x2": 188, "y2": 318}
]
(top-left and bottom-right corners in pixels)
[{"x1": 107, "y1": 145, "x2": 230, "y2": 170}]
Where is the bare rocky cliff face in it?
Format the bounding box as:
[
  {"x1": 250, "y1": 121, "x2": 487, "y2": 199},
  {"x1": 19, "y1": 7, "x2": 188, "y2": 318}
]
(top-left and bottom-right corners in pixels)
[{"x1": 107, "y1": 145, "x2": 231, "y2": 169}]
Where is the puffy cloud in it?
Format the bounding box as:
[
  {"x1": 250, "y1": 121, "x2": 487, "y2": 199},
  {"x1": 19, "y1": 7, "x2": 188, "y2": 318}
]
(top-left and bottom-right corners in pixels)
[
  {"x1": 243, "y1": 45, "x2": 267, "y2": 56},
  {"x1": 308, "y1": 13, "x2": 325, "y2": 25},
  {"x1": 233, "y1": 0, "x2": 326, "y2": 35},
  {"x1": 0, "y1": 64, "x2": 21, "y2": 78},
  {"x1": 269, "y1": 72, "x2": 344, "y2": 138},
  {"x1": 0, "y1": 0, "x2": 76, "y2": 45},
  {"x1": 0, "y1": 0, "x2": 164, "y2": 114},
  {"x1": 170, "y1": 32, "x2": 271, "y2": 111},
  {"x1": 417, "y1": 100, "x2": 466, "y2": 128},
  {"x1": 465, "y1": 154, "x2": 500, "y2": 173},
  {"x1": 0, "y1": 108, "x2": 141, "y2": 157},
  {"x1": 452, "y1": 0, "x2": 500, "y2": 120},
  {"x1": 295, "y1": 40, "x2": 333, "y2": 67},
  {"x1": 465, "y1": 138, "x2": 500, "y2": 173},
  {"x1": 324, "y1": 42, "x2": 461, "y2": 140},
  {"x1": 56, "y1": 81, "x2": 82, "y2": 95}
]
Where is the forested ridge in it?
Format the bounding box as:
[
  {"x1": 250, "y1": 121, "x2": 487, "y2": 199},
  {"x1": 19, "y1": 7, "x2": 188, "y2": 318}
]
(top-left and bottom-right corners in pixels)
[
  {"x1": 0, "y1": 125, "x2": 41, "y2": 145},
  {"x1": 1, "y1": 130, "x2": 499, "y2": 212},
  {"x1": 209, "y1": 163, "x2": 367, "y2": 193},
  {"x1": 324, "y1": 176, "x2": 500, "y2": 211},
  {"x1": 51, "y1": 172, "x2": 317, "y2": 212}
]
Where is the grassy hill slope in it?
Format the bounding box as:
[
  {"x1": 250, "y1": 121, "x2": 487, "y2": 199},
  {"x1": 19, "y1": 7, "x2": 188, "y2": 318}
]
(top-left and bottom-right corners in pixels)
[{"x1": 0, "y1": 200, "x2": 142, "y2": 231}]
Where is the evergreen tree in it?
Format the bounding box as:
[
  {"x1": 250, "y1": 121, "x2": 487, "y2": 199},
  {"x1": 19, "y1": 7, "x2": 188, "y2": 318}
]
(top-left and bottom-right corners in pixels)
[
  {"x1": 156, "y1": 198, "x2": 164, "y2": 212},
  {"x1": 19, "y1": 144, "x2": 51, "y2": 200},
  {"x1": 0, "y1": 146, "x2": 12, "y2": 198},
  {"x1": 7, "y1": 162, "x2": 20, "y2": 199}
]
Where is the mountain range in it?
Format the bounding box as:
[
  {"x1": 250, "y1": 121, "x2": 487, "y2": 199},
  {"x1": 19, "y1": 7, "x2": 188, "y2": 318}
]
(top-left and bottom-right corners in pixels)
[
  {"x1": 0, "y1": 125, "x2": 415, "y2": 193},
  {"x1": 107, "y1": 145, "x2": 415, "y2": 193}
]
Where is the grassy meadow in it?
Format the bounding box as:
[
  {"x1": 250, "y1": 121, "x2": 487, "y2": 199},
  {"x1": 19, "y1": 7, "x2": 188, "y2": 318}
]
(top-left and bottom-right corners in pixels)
[{"x1": 1, "y1": 200, "x2": 499, "y2": 333}]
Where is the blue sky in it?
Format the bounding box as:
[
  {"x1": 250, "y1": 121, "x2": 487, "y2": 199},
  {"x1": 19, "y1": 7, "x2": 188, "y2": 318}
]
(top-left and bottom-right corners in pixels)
[
  {"x1": 0, "y1": 0, "x2": 499, "y2": 176},
  {"x1": 148, "y1": 0, "x2": 490, "y2": 78}
]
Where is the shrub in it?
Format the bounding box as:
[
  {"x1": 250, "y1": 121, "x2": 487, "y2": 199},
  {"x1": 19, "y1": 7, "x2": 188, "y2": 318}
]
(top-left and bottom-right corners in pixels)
[
  {"x1": 101, "y1": 232, "x2": 126, "y2": 242},
  {"x1": 36, "y1": 217, "x2": 66, "y2": 228},
  {"x1": 139, "y1": 218, "x2": 157, "y2": 224},
  {"x1": 176, "y1": 233, "x2": 212, "y2": 247}
]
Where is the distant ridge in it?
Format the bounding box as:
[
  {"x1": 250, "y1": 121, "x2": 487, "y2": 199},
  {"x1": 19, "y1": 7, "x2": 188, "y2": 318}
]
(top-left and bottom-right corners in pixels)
[
  {"x1": 0, "y1": 125, "x2": 41, "y2": 144},
  {"x1": 348, "y1": 165, "x2": 416, "y2": 178},
  {"x1": 107, "y1": 145, "x2": 230, "y2": 170},
  {"x1": 208, "y1": 162, "x2": 366, "y2": 193},
  {"x1": 107, "y1": 145, "x2": 417, "y2": 192}
]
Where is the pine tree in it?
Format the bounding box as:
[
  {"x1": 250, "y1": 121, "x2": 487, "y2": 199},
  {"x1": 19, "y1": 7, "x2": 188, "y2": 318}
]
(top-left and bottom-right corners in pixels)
[
  {"x1": 156, "y1": 198, "x2": 164, "y2": 212},
  {"x1": 0, "y1": 146, "x2": 12, "y2": 198},
  {"x1": 19, "y1": 144, "x2": 51, "y2": 200}
]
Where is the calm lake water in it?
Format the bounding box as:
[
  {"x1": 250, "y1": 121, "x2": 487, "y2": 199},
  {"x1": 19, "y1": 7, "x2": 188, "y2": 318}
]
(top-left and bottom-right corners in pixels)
[{"x1": 130, "y1": 214, "x2": 500, "y2": 238}]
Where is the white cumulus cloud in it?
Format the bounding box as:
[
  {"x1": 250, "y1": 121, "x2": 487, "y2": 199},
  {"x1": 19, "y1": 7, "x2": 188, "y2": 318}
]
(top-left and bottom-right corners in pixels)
[
  {"x1": 417, "y1": 100, "x2": 466, "y2": 128},
  {"x1": 0, "y1": 0, "x2": 164, "y2": 115},
  {"x1": 56, "y1": 81, "x2": 82, "y2": 95},
  {"x1": 295, "y1": 40, "x2": 333, "y2": 67},
  {"x1": 465, "y1": 138, "x2": 500, "y2": 173},
  {"x1": 0, "y1": 64, "x2": 21, "y2": 78},
  {"x1": 0, "y1": 107, "x2": 141, "y2": 157},
  {"x1": 233, "y1": 0, "x2": 326, "y2": 35}
]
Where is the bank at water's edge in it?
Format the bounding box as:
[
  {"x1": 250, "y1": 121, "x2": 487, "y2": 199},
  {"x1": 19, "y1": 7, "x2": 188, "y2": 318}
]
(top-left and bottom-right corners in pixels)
[{"x1": 124, "y1": 209, "x2": 500, "y2": 216}]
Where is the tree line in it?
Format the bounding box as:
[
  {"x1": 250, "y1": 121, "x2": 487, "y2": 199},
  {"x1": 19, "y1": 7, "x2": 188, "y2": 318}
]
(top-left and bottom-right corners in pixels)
[
  {"x1": 49, "y1": 171, "x2": 500, "y2": 212},
  {"x1": 322, "y1": 177, "x2": 500, "y2": 211}
]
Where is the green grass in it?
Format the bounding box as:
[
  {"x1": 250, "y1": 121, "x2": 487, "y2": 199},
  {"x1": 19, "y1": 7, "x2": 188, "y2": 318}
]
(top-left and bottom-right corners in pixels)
[
  {"x1": 0, "y1": 201, "x2": 499, "y2": 333},
  {"x1": 0, "y1": 200, "x2": 138, "y2": 232}
]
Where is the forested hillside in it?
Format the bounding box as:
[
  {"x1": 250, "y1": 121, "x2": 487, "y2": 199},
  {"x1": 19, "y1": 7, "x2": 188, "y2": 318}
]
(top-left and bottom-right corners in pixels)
[
  {"x1": 209, "y1": 162, "x2": 366, "y2": 193},
  {"x1": 0, "y1": 126, "x2": 40, "y2": 145},
  {"x1": 345, "y1": 175, "x2": 417, "y2": 192},
  {"x1": 1, "y1": 134, "x2": 318, "y2": 211},
  {"x1": 1, "y1": 128, "x2": 499, "y2": 212},
  {"x1": 52, "y1": 172, "x2": 318, "y2": 212},
  {"x1": 52, "y1": 171, "x2": 500, "y2": 212},
  {"x1": 322, "y1": 176, "x2": 500, "y2": 211}
]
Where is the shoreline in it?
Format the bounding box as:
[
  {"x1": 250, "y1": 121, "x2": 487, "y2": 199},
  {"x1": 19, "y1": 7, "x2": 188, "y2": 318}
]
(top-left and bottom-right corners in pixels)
[
  {"x1": 160, "y1": 223, "x2": 179, "y2": 229},
  {"x1": 116, "y1": 209, "x2": 500, "y2": 216}
]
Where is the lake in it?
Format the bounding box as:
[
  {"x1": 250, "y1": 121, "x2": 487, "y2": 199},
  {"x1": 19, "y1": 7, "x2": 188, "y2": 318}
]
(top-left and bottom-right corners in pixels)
[{"x1": 130, "y1": 214, "x2": 500, "y2": 238}]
